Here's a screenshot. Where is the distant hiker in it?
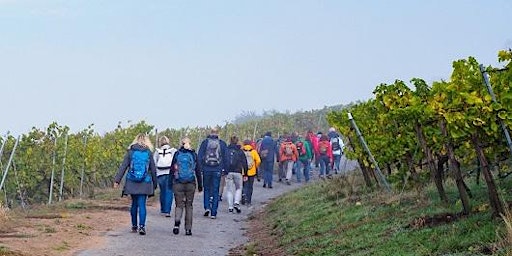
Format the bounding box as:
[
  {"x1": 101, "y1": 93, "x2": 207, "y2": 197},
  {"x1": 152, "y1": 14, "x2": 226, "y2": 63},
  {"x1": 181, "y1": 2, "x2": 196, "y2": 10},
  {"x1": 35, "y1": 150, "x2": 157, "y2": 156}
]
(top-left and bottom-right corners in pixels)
[
  {"x1": 279, "y1": 136, "x2": 298, "y2": 185},
  {"x1": 114, "y1": 133, "x2": 157, "y2": 236},
  {"x1": 153, "y1": 136, "x2": 177, "y2": 217},
  {"x1": 306, "y1": 130, "x2": 319, "y2": 169},
  {"x1": 242, "y1": 139, "x2": 261, "y2": 206},
  {"x1": 197, "y1": 128, "x2": 227, "y2": 219},
  {"x1": 318, "y1": 134, "x2": 333, "y2": 178},
  {"x1": 255, "y1": 135, "x2": 264, "y2": 182},
  {"x1": 223, "y1": 136, "x2": 249, "y2": 213},
  {"x1": 296, "y1": 135, "x2": 313, "y2": 183},
  {"x1": 258, "y1": 131, "x2": 278, "y2": 188},
  {"x1": 170, "y1": 137, "x2": 203, "y2": 236},
  {"x1": 277, "y1": 134, "x2": 288, "y2": 182},
  {"x1": 328, "y1": 127, "x2": 344, "y2": 174}
]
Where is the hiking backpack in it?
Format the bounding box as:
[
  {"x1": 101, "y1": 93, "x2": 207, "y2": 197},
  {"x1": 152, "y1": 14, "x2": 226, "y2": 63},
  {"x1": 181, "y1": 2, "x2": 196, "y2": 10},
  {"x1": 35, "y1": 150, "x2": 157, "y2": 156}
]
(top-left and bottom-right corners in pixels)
[
  {"x1": 244, "y1": 149, "x2": 255, "y2": 169},
  {"x1": 319, "y1": 141, "x2": 329, "y2": 155},
  {"x1": 330, "y1": 137, "x2": 341, "y2": 151},
  {"x1": 127, "y1": 149, "x2": 151, "y2": 182},
  {"x1": 226, "y1": 147, "x2": 239, "y2": 170},
  {"x1": 284, "y1": 142, "x2": 294, "y2": 157},
  {"x1": 176, "y1": 151, "x2": 196, "y2": 183},
  {"x1": 156, "y1": 147, "x2": 176, "y2": 170},
  {"x1": 296, "y1": 141, "x2": 306, "y2": 156},
  {"x1": 204, "y1": 138, "x2": 221, "y2": 166}
]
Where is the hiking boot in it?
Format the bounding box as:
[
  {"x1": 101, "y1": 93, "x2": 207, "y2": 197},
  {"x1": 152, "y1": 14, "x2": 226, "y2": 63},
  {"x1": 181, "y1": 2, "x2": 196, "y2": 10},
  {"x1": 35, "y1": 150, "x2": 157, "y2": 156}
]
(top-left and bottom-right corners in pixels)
[
  {"x1": 268, "y1": 185, "x2": 273, "y2": 189},
  {"x1": 219, "y1": 195, "x2": 223, "y2": 201},
  {"x1": 228, "y1": 208, "x2": 233, "y2": 213},
  {"x1": 210, "y1": 215, "x2": 217, "y2": 219},
  {"x1": 138, "y1": 226, "x2": 146, "y2": 235},
  {"x1": 204, "y1": 209, "x2": 210, "y2": 217},
  {"x1": 185, "y1": 229, "x2": 192, "y2": 236},
  {"x1": 173, "y1": 221, "x2": 180, "y2": 235},
  {"x1": 286, "y1": 180, "x2": 291, "y2": 185},
  {"x1": 263, "y1": 183, "x2": 266, "y2": 188},
  {"x1": 234, "y1": 204, "x2": 241, "y2": 214},
  {"x1": 131, "y1": 226, "x2": 137, "y2": 233}
]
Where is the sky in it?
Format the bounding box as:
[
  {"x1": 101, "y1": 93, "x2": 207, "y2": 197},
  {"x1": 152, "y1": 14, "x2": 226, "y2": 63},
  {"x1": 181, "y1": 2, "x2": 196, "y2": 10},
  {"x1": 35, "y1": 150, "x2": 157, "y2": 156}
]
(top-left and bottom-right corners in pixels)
[{"x1": 1, "y1": 0, "x2": 511, "y2": 136}]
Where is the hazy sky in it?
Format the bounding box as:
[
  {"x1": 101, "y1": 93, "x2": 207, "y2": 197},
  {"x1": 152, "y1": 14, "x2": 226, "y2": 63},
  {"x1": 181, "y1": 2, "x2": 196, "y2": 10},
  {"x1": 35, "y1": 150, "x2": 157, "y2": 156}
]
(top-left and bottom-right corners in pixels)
[{"x1": 1, "y1": 0, "x2": 511, "y2": 135}]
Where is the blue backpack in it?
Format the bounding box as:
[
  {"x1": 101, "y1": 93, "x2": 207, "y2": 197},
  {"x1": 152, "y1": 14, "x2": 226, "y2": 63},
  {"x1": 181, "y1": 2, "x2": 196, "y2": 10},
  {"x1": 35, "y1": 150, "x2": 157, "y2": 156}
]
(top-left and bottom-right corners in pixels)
[
  {"x1": 176, "y1": 151, "x2": 196, "y2": 183},
  {"x1": 127, "y1": 149, "x2": 151, "y2": 182}
]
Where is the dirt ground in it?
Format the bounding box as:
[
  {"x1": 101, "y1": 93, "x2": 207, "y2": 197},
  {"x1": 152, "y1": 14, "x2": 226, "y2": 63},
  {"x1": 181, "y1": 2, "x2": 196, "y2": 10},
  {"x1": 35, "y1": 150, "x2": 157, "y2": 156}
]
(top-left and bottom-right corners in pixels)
[{"x1": 0, "y1": 195, "x2": 136, "y2": 256}]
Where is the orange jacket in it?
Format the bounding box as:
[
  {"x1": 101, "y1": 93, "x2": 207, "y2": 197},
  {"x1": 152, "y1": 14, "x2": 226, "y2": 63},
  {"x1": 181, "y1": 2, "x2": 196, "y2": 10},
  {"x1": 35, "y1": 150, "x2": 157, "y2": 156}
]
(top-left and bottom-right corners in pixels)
[{"x1": 279, "y1": 141, "x2": 298, "y2": 162}]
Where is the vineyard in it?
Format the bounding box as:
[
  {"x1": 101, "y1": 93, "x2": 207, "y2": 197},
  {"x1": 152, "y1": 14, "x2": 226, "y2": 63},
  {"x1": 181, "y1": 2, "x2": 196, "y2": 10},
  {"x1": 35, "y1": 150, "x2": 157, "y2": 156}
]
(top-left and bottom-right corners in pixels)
[
  {"x1": 0, "y1": 108, "x2": 337, "y2": 208},
  {"x1": 328, "y1": 49, "x2": 512, "y2": 218}
]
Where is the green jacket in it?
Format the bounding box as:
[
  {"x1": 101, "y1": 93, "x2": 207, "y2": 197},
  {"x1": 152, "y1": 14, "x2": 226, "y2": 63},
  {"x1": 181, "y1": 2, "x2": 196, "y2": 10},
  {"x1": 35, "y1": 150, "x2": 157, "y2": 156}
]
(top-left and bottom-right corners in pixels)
[{"x1": 297, "y1": 139, "x2": 313, "y2": 161}]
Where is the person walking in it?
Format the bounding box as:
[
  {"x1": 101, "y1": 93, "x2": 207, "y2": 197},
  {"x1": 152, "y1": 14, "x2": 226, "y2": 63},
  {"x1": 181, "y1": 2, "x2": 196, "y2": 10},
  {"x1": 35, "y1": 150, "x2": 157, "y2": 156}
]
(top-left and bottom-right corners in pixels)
[
  {"x1": 153, "y1": 136, "x2": 177, "y2": 217},
  {"x1": 318, "y1": 134, "x2": 333, "y2": 179},
  {"x1": 114, "y1": 133, "x2": 157, "y2": 236},
  {"x1": 258, "y1": 131, "x2": 278, "y2": 188},
  {"x1": 327, "y1": 127, "x2": 344, "y2": 174},
  {"x1": 170, "y1": 137, "x2": 203, "y2": 236},
  {"x1": 279, "y1": 136, "x2": 298, "y2": 185},
  {"x1": 197, "y1": 128, "x2": 227, "y2": 219},
  {"x1": 224, "y1": 136, "x2": 249, "y2": 213},
  {"x1": 295, "y1": 135, "x2": 313, "y2": 183},
  {"x1": 242, "y1": 139, "x2": 261, "y2": 205}
]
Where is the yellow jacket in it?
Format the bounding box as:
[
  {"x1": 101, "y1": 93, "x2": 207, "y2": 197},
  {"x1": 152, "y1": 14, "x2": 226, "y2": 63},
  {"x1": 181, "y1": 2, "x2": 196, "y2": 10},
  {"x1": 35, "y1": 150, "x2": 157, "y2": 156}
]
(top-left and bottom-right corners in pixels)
[{"x1": 242, "y1": 144, "x2": 261, "y2": 177}]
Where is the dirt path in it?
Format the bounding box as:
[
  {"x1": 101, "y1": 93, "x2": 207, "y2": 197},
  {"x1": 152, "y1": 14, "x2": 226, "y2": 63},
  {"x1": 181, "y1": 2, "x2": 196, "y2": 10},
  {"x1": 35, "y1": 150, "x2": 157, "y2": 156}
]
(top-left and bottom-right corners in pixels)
[{"x1": 76, "y1": 175, "x2": 304, "y2": 256}]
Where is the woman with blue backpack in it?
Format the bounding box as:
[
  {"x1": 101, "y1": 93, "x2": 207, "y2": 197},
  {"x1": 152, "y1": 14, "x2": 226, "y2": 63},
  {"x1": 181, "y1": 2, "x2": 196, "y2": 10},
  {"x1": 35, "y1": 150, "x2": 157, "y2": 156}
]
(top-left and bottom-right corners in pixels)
[
  {"x1": 170, "y1": 137, "x2": 203, "y2": 236},
  {"x1": 114, "y1": 133, "x2": 158, "y2": 235}
]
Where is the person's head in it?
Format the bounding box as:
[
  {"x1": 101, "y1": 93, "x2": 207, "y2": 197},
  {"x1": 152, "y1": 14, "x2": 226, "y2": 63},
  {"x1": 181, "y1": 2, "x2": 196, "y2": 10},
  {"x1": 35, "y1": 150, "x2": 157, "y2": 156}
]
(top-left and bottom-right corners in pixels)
[
  {"x1": 329, "y1": 127, "x2": 336, "y2": 133},
  {"x1": 264, "y1": 131, "x2": 272, "y2": 137},
  {"x1": 230, "y1": 135, "x2": 239, "y2": 145},
  {"x1": 158, "y1": 136, "x2": 170, "y2": 147},
  {"x1": 320, "y1": 134, "x2": 329, "y2": 141},
  {"x1": 243, "y1": 139, "x2": 252, "y2": 146},
  {"x1": 210, "y1": 127, "x2": 219, "y2": 136},
  {"x1": 181, "y1": 137, "x2": 192, "y2": 150},
  {"x1": 130, "y1": 133, "x2": 154, "y2": 151}
]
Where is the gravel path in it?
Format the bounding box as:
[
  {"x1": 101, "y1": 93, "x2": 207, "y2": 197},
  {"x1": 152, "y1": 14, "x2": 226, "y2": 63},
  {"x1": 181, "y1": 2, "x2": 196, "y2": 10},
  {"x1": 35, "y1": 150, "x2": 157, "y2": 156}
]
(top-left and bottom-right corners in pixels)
[
  {"x1": 77, "y1": 157, "x2": 357, "y2": 256},
  {"x1": 76, "y1": 175, "x2": 303, "y2": 256}
]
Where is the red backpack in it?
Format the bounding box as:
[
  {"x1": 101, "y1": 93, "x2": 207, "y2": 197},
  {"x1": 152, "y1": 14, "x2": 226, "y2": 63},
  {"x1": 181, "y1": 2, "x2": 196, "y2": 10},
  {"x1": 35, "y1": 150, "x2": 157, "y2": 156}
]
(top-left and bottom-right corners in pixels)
[
  {"x1": 296, "y1": 141, "x2": 306, "y2": 156},
  {"x1": 319, "y1": 141, "x2": 329, "y2": 155}
]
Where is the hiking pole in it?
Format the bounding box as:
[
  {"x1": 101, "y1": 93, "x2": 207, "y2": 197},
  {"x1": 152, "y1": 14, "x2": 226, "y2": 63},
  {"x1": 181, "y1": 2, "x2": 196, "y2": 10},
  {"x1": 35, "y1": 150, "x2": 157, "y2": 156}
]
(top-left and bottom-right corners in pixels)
[
  {"x1": 0, "y1": 135, "x2": 20, "y2": 191},
  {"x1": 479, "y1": 64, "x2": 512, "y2": 159},
  {"x1": 347, "y1": 113, "x2": 391, "y2": 192}
]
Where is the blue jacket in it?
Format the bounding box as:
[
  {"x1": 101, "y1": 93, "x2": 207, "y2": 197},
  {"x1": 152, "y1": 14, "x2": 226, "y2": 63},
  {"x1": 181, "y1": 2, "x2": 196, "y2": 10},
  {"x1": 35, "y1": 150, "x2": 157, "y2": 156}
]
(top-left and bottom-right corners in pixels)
[
  {"x1": 197, "y1": 135, "x2": 228, "y2": 172},
  {"x1": 258, "y1": 135, "x2": 278, "y2": 163}
]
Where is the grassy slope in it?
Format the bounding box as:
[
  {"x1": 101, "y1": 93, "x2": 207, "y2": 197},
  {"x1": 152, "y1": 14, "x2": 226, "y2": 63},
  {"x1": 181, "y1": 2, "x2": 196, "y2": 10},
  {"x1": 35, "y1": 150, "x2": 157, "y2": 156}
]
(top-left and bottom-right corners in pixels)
[{"x1": 260, "y1": 174, "x2": 512, "y2": 256}]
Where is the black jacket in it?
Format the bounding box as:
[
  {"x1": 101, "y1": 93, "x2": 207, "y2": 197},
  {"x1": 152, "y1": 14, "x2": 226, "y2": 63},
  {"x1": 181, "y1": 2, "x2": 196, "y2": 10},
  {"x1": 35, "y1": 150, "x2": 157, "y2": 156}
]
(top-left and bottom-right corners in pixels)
[{"x1": 224, "y1": 144, "x2": 249, "y2": 175}]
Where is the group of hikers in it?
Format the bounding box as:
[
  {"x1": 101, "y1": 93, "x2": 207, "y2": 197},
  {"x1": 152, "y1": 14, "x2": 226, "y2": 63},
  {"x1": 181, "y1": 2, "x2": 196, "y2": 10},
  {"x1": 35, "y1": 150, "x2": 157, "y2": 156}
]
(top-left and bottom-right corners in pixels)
[{"x1": 113, "y1": 127, "x2": 345, "y2": 236}]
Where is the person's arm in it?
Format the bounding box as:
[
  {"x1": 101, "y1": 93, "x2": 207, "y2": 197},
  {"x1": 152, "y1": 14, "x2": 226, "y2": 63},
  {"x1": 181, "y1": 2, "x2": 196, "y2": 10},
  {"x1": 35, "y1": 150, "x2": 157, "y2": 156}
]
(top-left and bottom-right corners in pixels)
[
  {"x1": 193, "y1": 152, "x2": 203, "y2": 191},
  {"x1": 114, "y1": 150, "x2": 130, "y2": 187},
  {"x1": 149, "y1": 152, "x2": 157, "y2": 190},
  {"x1": 253, "y1": 149, "x2": 261, "y2": 168}
]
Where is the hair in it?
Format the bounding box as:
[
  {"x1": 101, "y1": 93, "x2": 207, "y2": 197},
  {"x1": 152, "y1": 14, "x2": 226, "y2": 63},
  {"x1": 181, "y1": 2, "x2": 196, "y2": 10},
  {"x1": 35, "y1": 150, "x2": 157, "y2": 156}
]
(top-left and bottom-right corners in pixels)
[
  {"x1": 181, "y1": 137, "x2": 192, "y2": 150},
  {"x1": 158, "y1": 136, "x2": 170, "y2": 147},
  {"x1": 129, "y1": 133, "x2": 154, "y2": 151},
  {"x1": 243, "y1": 139, "x2": 252, "y2": 145},
  {"x1": 230, "y1": 135, "x2": 239, "y2": 145}
]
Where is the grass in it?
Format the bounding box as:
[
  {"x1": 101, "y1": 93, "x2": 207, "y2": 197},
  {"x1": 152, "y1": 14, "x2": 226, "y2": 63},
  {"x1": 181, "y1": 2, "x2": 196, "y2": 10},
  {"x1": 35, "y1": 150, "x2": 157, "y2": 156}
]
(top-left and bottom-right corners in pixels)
[{"x1": 260, "y1": 173, "x2": 512, "y2": 255}]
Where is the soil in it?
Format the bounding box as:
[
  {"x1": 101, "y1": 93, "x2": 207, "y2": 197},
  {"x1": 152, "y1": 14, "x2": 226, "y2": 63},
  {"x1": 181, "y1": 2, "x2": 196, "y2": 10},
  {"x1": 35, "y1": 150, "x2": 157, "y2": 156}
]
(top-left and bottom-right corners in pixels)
[{"x1": 0, "y1": 195, "x2": 133, "y2": 256}]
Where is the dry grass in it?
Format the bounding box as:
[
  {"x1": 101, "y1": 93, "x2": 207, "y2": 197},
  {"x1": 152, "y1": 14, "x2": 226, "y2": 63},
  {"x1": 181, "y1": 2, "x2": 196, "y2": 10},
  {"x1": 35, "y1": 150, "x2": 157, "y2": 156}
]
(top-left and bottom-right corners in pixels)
[
  {"x1": 0, "y1": 203, "x2": 10, "y2": 222},
  {"x1": 498, "y1": 206, "x2": 512, "y2": 255}
]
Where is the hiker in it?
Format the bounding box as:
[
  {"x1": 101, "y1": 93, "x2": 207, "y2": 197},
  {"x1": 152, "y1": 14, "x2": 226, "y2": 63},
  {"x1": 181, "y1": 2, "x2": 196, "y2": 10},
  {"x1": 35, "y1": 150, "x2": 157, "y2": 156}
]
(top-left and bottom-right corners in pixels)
[
  {"x1": 113, "y1": 133, "x2": 157, "y2": 235},
  {"x1": 224, "y1": 136, "x2": 249, "y2": 213},
  {"x1": 318, "y1": 134, "x2": 333, "y2": 178},
  {"x1": 258, "y1": 131, "x2": 278, "y2": 188},
  {"x1": 328, "y1": 127, "x2": 344, "y2": 174},
  {"x1": 197, "y1": 128, "x2": 227, "y2": 219},
  {"x1": 306, "y1": 130, "x2": 319, "y2": 169},
  {"x1": 279, "y1": 136, "x2": 298, "y2": 185},
  {"x1": 296, "y1": 135, "x2": 313, "y2": 183},
  {"x1": 170, "y1": 137, "x2": 203, "y2": 236},
  {"x1": 276, "y1": 133, "x2": 289, "y2": 182},
  {"x1": 153, "y1": 136, "x2": 177, "y2": 217},
  {"x1": 241, "y1": 139, "x2": 261, "y2": 206}
]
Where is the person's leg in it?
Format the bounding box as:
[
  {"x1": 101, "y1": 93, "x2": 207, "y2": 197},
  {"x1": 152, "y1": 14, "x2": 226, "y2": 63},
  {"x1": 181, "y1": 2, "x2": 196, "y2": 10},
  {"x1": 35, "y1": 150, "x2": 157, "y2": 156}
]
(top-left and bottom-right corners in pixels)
[
  {"x1": 319, "y1": 158, "x2": 326, "y2": 177},
  {"x1": 184, "y1": 183, "x2": 195, "y2": 232},
  {"x1": 137, "y1": 195, "x2": 148, "y2": 227},
  {"x1": 173, "y1": 182, "x2": 185, "y2": 234},
  {"x1": 219, "y1": 175, "x2": 225, "y2": 201},
  {"x1": 303, "y1": 159, "x2": 311, "y2": 182},
  {"x1": 130, "y1": 195, "x2": 138, "y2": 229},
  {"x1": 334, "y1": 154, "x2": 341, "y2": 174},
  {"x1": 324, "y1": 156, "x2": 332, "y2": 176},
  {"x1": 202, "y1": 172, "x2": 212, "y2": 213},
  {"x1": 225, "y1": 173, "x2": 235, "y2": 211},
  {"x1": 233, "y1": 173, "x2": 243, "y2": 212},
  {"x1": 158, "y1": 174, "x2": 171, "y2": 215},
  {"x1": 263, "y1": 161, "x2": 273, "y2": 188},
  {"x1": 210, "y1": 171, "x2": 221, "y2": 217},
  {"x1": 296, "y1": 160, "x2": 302, "y2": 182},
  {"x1": 246, "y1": 176, "x2": 255, "y2": 204},
  {"x1": 285, "y1": 161, "x2": 293, "y2": 184}
]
